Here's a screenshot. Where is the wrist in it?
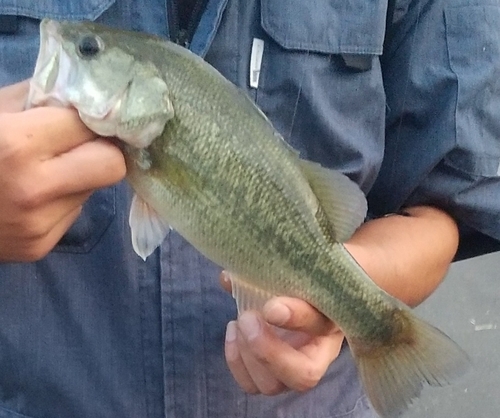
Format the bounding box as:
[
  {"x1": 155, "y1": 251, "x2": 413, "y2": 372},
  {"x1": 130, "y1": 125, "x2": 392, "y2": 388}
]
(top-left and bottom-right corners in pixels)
[{"x1": 342, "y1": 206, "x2": 458, "y2": 307}]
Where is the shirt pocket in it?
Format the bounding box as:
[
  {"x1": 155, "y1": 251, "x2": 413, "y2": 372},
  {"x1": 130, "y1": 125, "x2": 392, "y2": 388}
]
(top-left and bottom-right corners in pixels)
[
  {"x1": 261, "y1": 0, "x2": 386, "y2": 55},
  {"x1": 0, "y1": 0, "x2": 118, "y2": 254},
  {"x1": 254, "y1": 0, "x2": 387, "y2": 189},
  {"x1": 258, "y1": 0, "x2": 387, "y2": 102},
  {"x1": 259, "y1": 0, "x2": 386, "y2": 87},
  {"x1": 445, "y1": 2, "x2": 500, "y2": 178},
  {"x1": 0, "y1": 0, "x2": 115, "y2": 20}
]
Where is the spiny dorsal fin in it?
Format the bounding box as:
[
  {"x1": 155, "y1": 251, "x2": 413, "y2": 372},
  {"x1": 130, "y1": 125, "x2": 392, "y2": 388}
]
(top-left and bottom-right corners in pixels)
[{"x1": 299, "y1": 159, "x2": 367, "y2": 242}]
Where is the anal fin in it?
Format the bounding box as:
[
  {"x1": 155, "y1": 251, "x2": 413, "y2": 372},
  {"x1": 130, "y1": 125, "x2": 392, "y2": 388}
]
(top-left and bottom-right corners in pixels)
[{"x1": 227, "y1": 272, "x2": 275, "y2": 316}]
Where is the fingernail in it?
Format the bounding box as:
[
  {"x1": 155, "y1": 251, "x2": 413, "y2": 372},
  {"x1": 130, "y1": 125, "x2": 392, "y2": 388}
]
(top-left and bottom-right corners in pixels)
[
  {"x1": 220, "y1": 270, "x2": 230, "y2": 283},
  {"x1": 263, "y1": 300, "x2": 291, "y2": 326},
  {"x1": 238, "y1": 311, "x2": 261, "y2": 341},
  {"x1": 225, "y1": 320, "x2": 237, "y2": 343},
  {"x1": 225, "y1": 321, "x2": 239, "y2": 361}
]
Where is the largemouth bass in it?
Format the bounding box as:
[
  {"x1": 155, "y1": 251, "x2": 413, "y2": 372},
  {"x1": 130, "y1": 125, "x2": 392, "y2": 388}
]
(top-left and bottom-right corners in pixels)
[{"x1": 28, "y1": 19, "x2": 469, "y2": 417}]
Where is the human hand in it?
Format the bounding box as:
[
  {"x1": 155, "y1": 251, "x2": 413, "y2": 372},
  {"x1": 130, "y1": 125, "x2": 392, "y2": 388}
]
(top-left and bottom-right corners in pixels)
[
  {"x1": 0, "y1": 81, "x2": 126, "y2": 262},
  {"x1": 220, "y1": 272, "x2": 344, "y2": 395},
  {"x1": 0, "y1": 80, "x2": 28, "y2": 112}
]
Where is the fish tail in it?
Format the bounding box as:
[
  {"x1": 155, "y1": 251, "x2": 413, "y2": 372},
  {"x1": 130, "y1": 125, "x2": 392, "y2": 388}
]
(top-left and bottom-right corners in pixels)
[{"x1": 347, "y1": 311, "x2": 470, "y2": 417}]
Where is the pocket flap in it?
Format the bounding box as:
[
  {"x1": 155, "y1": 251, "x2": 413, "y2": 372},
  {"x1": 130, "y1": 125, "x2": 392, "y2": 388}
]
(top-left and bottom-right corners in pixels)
[
  {"x1": 445, "y1": 3, "x2": 500, "y2": 177},
  {"x1": 261, "y1": 0, "x2": 387, "y2": 54},
  {"x1": 0, "y1": 0, "x2": 115, "y2": 20}
]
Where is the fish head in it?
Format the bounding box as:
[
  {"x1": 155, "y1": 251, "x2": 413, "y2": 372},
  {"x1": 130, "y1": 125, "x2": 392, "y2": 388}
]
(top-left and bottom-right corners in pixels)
[{"x1": 28, "y1": 19, "x2": 174, "y2": 148}]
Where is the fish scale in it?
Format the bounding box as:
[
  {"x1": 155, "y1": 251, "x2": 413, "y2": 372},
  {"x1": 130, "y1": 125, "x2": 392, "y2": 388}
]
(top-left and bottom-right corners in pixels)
[{"x1": 28, "y1": 19, "x2": 470, "y2": 418}]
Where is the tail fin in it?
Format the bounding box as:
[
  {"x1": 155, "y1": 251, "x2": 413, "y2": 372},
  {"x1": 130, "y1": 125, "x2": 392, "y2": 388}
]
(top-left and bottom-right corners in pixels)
[{"x1": 347, "y1": 312, "x2": 470, "y2": 418}]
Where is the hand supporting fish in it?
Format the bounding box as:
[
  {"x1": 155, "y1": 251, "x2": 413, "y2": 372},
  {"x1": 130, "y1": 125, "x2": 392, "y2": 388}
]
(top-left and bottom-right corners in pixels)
[
  {"x1": 27, "y1": 19, "x2": 470, "y2": 418},
  {"x1": 221, "y1": 272, "x2": 345, "y2": 395},
  {"x1": 220, "y1": 205, "x2": 461, "y2": 401}
]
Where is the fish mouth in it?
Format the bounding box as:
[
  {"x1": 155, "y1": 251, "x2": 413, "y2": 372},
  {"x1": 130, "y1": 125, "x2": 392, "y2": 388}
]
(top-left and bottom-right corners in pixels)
[
  {"x1": 27, "y1": 19, "x2": 67, "y2": 109},
  {"x1": 28, "y1": 19, "x2": 168, "y2": 147},
  {"x1": 27, "y1": 19, "x2": 125, "y2": 123}
]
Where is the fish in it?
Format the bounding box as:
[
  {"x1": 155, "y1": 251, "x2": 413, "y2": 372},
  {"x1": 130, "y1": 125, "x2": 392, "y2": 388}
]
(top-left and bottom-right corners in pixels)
[{"x1": 27, "y1": 19, "x2": 469, "y2": 417}]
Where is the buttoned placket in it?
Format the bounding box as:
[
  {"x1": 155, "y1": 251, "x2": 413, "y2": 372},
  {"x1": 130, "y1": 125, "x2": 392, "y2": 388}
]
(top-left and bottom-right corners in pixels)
[{"x1": 159, "y1": 3, "x2": 230, "y2": 417}]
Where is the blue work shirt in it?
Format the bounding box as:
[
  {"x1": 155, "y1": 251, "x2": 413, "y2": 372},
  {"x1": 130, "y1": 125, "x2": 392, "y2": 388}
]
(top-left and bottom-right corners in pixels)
[{"x1": 0, "y1": 0, "x2": 499, "y2": 417}]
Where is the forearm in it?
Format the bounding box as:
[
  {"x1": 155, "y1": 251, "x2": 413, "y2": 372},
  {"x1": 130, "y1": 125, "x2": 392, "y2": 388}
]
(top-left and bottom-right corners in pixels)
[{"x1": 344, "y1": 206, "x2": 459, "y2": 307}]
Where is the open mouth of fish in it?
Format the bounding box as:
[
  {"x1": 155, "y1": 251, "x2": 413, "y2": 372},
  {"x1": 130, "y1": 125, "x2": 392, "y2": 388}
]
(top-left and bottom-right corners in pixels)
[
  {"x1": 28, "y1": 19, "x2": 172, "y2": 148},
  {"x1": 27, "y1": 19, "x2": 127, "y2": 137}
]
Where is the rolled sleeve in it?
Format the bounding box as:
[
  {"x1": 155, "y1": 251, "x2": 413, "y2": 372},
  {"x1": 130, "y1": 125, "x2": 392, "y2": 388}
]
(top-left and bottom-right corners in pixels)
[{"x1": 369, "y1": 0, "x2": 500, "y2": 258}]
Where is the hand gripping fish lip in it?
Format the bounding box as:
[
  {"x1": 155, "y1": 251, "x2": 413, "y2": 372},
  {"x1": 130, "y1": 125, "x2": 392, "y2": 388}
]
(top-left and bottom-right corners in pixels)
[
  {"x1": 30, "y1": 19, "x2": 173, "y2": 148},
  {"x1": 28, "y1": 19, "x2": 126, "y2": 123}
]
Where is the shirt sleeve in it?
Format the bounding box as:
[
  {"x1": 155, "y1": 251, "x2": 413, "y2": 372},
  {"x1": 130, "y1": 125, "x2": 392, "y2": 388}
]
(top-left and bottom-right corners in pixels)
[{"x1": 368, "y1": 0, "x2": 500, "y2": 259}]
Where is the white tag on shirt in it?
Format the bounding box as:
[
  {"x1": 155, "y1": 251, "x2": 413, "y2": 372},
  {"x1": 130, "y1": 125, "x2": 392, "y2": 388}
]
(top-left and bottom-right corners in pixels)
[{"x1": 249, "y1": 38, "x2": 264, "y2": 89}]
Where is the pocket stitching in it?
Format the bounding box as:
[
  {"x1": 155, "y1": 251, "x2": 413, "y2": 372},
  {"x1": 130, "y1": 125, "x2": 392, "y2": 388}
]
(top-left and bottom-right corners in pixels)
[
  {"x1": 260, "y1": 0, "x2": 386, "y2": 55},
  {"x1": 445, "y1": 4, "x2": 500, "y2": 177}
]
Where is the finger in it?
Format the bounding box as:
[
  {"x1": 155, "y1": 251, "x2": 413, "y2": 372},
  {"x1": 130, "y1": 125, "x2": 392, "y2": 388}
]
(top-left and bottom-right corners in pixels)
[
  {"x1": 38, "y1": 190, "x2": 93, "y2": 231},
  {"x1": 33, "y1": 205, "x2": 84, "y2": 257},
  {"x1": 225, "y1": 321, "x2": 260, "y2": 394},
  {"x1": 263, "y1": 297, "x2": 337, "y2": 336},
  {"x1": 238, "y1": 311, "x2": 341, "y2": 392},
  {"x1": 219, "y1": 274, "x2": 338, "y2": 336},
  {"x1": 10, "y1": 107, "x2": 98, "y2": 156},
  {"x1": 11, "y1": 190, "x2": 92, "y2": 243},
  {"x1": 226, "y1": 317, "x2": 290, "y2": 395},
  {"x1": 41, "y1": 138, "x2": 126, "y2": 196},
  {"x1": 0, "y1": 80, "x2": 30, "y2": 112},
  {"x1": 236, "y1": 321, "x2": 287, "y2": 395},
  {"x1": 8, "y1": 204, "x2": 83, "y2": 262},
  {"x1": 219, "y1": 270, "x2": 232, "y2": 293},
  {"x1": 299, "y1": 332, "x2": 344, "y2": 363}
]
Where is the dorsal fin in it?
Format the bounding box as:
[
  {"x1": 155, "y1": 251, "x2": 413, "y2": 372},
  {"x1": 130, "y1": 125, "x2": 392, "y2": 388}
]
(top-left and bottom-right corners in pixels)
[{"x1": 299, "y1": 160, "x2": 367, "y2": 242}]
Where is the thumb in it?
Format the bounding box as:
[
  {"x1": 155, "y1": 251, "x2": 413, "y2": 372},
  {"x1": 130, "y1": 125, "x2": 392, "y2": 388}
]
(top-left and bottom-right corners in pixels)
[
  {"x1": 263, "y1": 297, "x2": 339, "y2": 336},
  {"x1": 12, "y1": 107, "x2": 98, "y2": 157}
]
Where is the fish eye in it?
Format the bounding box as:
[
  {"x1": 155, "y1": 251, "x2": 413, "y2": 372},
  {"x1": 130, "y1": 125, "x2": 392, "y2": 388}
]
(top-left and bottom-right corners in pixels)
[{"x1": 77, "y1": 34, "x2": 103, "y2": 58}]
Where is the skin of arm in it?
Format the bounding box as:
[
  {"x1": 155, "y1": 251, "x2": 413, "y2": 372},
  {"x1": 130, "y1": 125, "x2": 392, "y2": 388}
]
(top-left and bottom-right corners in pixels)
[
  {"x1": 0, "y1": 81, "x2": 126, "y2": 262},
  {"x1": 223, "y1": 205, "x2": 459, "y2": 395},
  {"x1": 2, "y1": 84, "x2": 459, "y2": 395},
  {"x1": 345, "y1": 205, "x2": 459, "y2": 308}
]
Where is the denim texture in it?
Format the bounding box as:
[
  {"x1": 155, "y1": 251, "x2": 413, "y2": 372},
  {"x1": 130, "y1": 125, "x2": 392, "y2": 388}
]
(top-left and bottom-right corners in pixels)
[{"x1": 0, "y1": 0, "x2": 498, "y2": 416}]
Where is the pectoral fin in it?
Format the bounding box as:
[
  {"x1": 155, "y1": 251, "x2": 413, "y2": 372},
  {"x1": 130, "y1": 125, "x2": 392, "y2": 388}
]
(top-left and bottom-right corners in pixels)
[
  {"x1": 129, "y1": 194, "x2": 171, "y2": 260},
  {"x1": 299, "y1": 160, "x2": 367, "y2": 242}
]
